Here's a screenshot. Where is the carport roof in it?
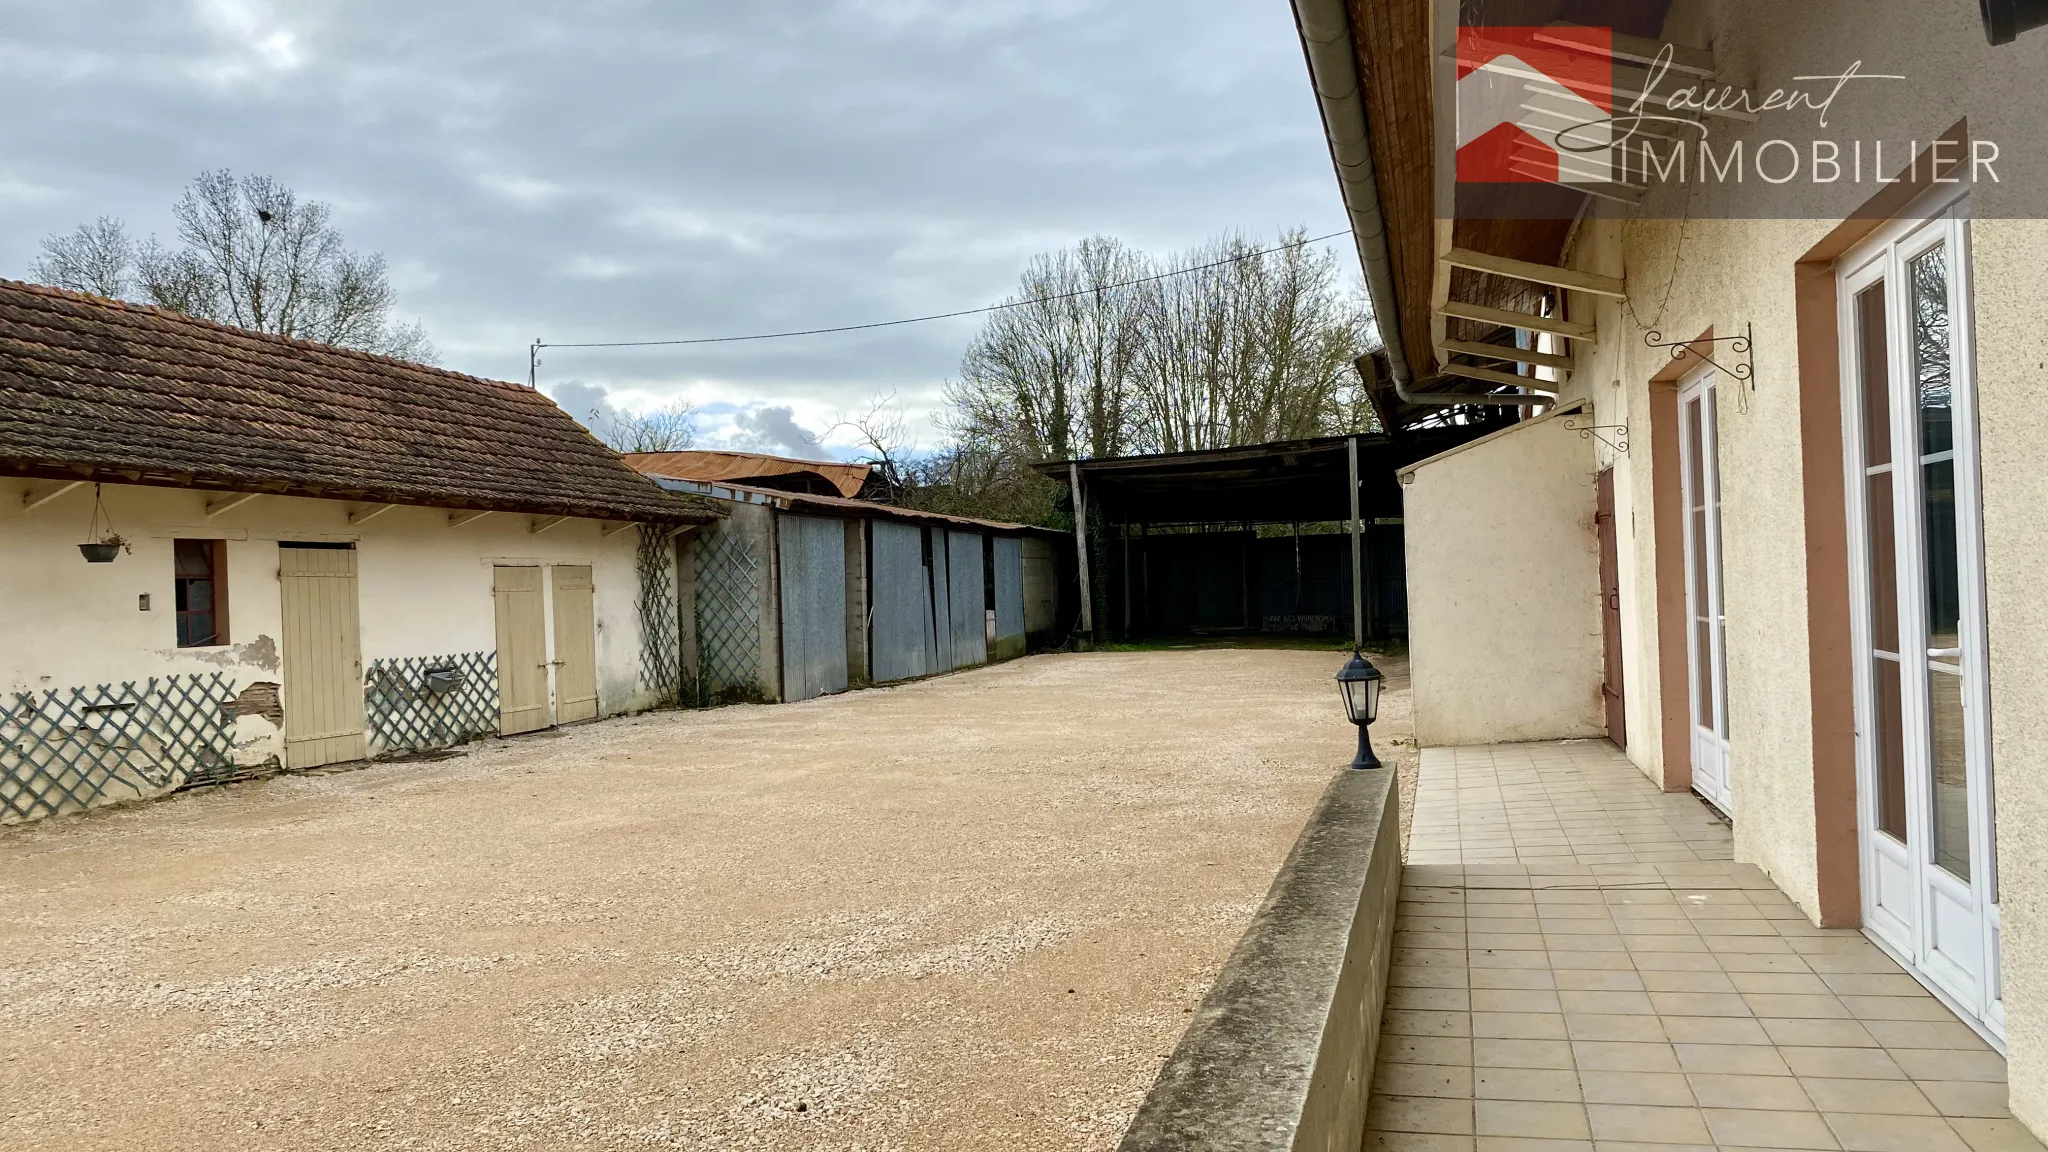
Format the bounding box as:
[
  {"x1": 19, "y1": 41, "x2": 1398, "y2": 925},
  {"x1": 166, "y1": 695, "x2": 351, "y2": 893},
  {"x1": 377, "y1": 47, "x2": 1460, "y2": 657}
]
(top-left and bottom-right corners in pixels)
[{"x1": 1032, "y1": 428, "x2": 1493, "y2": 525}]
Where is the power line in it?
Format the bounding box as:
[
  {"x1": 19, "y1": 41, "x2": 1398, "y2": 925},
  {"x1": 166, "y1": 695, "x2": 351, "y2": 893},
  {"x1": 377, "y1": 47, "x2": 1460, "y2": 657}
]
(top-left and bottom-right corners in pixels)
[{"x1": 527, "y1": 227, "x2": 1355, "y2": 383}]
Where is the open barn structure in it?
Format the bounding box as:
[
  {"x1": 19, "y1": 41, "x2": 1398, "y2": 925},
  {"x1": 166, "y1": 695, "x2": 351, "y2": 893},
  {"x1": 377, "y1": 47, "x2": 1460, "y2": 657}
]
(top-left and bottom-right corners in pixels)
[{"x1": 1033, "y1": 425, "x2": 1505, "y2": 647}]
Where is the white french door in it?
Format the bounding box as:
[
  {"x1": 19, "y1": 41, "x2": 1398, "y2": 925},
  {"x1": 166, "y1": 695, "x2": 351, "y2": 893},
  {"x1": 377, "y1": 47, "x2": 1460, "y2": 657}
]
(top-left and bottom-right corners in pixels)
[
  {"x1": 1840, "y1": 193, "x2": 2001, "y2": 1042},
  {"x1": 1679, "y1": 368, "x2": 1732, "y2": 814}
]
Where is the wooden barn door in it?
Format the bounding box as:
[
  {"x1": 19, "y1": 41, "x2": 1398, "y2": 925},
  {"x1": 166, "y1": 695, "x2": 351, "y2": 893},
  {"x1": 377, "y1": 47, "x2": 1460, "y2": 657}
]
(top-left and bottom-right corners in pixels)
[
  {"x1": 551, "y1": 565, "x2": 599, "y2": 724},
  {"x1": 494, "y1": 565, "x2": 552, "y2": 734},
  {"x1": 1597, "y1": 468, "x2": 1626, "y2": 751},
  {"x1": 279, "y1": 544, "x2": 366, "y2": 769}
]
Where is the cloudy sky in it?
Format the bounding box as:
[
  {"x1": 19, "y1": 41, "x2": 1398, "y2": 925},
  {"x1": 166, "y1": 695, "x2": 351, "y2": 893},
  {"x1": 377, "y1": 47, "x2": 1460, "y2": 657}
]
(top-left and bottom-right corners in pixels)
[{"x1": 1, "y1": 0, "x2": 1348, "y2": 459}]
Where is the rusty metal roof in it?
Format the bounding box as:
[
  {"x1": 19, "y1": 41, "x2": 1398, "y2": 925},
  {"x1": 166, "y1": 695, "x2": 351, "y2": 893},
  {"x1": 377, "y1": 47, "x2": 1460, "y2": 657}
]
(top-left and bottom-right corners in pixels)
[{"x1": 625, "y1": 449, "x2": 871, "y2": 498}]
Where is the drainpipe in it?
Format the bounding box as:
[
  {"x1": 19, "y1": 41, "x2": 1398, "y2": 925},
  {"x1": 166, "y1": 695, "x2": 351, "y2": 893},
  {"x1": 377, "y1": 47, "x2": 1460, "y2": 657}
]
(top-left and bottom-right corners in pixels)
[{"x1": 1293, "y1": 0, "x2": 1529, "y2": 408}]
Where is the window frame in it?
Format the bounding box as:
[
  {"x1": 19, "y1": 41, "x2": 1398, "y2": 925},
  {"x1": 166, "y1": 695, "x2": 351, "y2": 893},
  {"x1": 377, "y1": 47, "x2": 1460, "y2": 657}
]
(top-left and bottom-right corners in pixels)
[{"x1": 174, "y1": 538, "x2": 230, "y2": 648}]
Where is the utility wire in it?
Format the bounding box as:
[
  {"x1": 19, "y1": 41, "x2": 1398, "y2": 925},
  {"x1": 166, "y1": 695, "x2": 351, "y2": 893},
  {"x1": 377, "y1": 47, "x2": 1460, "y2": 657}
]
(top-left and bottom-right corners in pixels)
[{"x1": 533, "y1": 227, "x2": 1355, "y2": 354}]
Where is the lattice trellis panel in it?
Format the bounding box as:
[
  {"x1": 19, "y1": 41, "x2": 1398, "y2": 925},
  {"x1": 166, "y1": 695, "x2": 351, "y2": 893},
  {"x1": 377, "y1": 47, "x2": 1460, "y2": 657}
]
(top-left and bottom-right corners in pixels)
[
  {"x1": 695, "y1": 525, "x2": 762, "y2": 705},
  {"x1": 1, "y1": 674, "x2": 238, "y2": 825},
  {"x1": 364, "y1": 652, "x2": 499, "y2": 756},
  {"x1": 636, "y1": 526, "x2": 683, "y2": 707}
]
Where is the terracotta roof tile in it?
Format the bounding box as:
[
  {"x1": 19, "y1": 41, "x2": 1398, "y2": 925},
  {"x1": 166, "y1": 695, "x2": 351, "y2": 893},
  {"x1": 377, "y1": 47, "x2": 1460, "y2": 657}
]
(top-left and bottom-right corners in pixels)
[{"x1": 0, "y1": 280, "x2": 718, "y2": 524}]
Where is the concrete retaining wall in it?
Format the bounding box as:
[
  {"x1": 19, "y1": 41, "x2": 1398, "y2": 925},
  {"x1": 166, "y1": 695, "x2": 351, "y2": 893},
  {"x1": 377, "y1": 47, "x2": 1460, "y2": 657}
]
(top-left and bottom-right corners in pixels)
[{"x1": 1119, "y1": 768, "x2": 1400, "y2": 1152}]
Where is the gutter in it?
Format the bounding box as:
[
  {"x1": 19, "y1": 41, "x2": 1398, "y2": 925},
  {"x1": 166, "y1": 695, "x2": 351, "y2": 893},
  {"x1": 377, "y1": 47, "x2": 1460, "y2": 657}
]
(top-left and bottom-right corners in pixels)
[{"x1": 1292, "y1": 0, "x2": 1531, "y2": 408}]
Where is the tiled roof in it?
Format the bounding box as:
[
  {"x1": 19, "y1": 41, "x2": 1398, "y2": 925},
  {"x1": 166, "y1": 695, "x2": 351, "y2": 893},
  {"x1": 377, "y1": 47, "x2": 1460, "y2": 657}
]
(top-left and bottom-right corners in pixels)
[
  {"x1": 626, "y1": 449, "x2": 872, "y2": 499},
  {"x1": 0, "y1": 280, "x2": 718, "y2": 524}
]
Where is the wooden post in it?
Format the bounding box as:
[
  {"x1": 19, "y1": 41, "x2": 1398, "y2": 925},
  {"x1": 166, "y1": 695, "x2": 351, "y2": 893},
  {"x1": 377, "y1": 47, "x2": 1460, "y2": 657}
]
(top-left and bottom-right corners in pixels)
[
  {"x1": 1070, "y1": 462, "x2": 1094, "y2": 640},
  {"x1": 1348, "y1": 436, "x2": 1364, "y2": 651}
]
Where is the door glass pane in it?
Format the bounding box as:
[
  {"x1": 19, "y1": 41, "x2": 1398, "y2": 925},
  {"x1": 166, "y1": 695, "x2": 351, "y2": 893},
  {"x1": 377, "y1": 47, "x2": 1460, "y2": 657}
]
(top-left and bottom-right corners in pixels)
[
  {"x1": 1867, "y1": 471, "x2": 1899, "y2": 653},
  {"x1": 1930, "y1": 667, "x2": 1970, "y2": 880},
  {"x1": 1912, "y1": 245, "x2": 1953, "y2": 456},
  {"x1": 1874, "y1": 655, "x2": 1908, "y2": 842},
  {"x1": 1923, "y1": 457, "x2": 1962, "y2": 653},
  {"x1": 1695, "y1": 618, "x2": 1714, "y2": 723},
  {"x1": 1858, "y1": 283, "x2": 1892, "y2": 467},
  {"x1": 1686, "y1": 398, "x2": 1705, "y2": 507},
  {"x1": 1692, "y1": 507, "x2": 1709, "y2": 607}
]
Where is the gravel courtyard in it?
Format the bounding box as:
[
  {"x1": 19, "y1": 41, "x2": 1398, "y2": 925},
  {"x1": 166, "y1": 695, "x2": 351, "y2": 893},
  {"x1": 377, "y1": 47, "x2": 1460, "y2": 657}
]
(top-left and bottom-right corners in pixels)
[{"x1": 0, "y1": 647, "x2": 1404, "y2": 1151}]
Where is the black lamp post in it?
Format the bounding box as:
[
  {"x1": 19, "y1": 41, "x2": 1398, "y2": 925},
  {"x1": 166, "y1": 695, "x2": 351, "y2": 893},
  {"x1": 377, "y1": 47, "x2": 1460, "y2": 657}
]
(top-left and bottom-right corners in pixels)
[{"x1": 1336, "y1": 651, "x2": 1384, "y2": 770}]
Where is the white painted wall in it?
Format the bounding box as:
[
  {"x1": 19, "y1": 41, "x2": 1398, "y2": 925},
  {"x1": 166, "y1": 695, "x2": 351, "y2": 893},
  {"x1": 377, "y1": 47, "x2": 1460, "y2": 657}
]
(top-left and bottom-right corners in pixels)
[
  {"x1": 1403, "y1": 413, "x2": 1605, "y2": 746},
  {"x1": 1, "y1": 481, "x2": 666, "y2": 775}
]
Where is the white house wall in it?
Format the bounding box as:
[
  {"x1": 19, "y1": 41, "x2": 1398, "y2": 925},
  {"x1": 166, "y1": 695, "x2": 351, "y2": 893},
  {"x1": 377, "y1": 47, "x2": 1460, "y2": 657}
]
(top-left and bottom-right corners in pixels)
[
  {"x1": 1403, "y1": 413, "x2": 1605, "y2": 747},
  {"x1": 1526, "y1": 0, "x2": 2048, "y2": 1128},
  {"x1": 1, "y1": 481, "x2": 666, "y2": 816}
]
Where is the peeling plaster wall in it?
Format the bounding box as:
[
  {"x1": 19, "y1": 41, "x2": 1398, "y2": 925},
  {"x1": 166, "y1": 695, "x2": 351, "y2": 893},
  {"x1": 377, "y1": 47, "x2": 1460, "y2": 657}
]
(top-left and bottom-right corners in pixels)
[{"x1": 0, "y1": 482, "x2": 659, "y2": 774}]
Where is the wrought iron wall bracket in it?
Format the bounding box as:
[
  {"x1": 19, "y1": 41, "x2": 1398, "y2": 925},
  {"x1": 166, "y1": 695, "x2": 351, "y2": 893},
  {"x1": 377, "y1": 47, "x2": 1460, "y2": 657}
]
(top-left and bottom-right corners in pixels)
[
  {"x1": 1646, "y1": 323, "x2": 1754, "y2": 389},
  {"x1": 1562, "y1": 415, "x2": 1630, "y2": 455}
]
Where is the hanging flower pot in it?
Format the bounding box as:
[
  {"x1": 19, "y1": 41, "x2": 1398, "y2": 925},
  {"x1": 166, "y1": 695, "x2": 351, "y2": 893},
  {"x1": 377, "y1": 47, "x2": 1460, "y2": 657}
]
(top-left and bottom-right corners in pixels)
[{"x1": 77, "y1": 485, "x2": 131, "y2": 563}]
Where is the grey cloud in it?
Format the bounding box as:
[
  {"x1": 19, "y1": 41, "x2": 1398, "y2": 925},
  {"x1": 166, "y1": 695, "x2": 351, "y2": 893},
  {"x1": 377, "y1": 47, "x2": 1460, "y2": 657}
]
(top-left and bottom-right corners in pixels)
[
  {"x1": 0, "y1": 1, "x2": 1344, "y2": 425},
  {"x1": 727, "y1": 405, "x2": 829, "y2": 461}
]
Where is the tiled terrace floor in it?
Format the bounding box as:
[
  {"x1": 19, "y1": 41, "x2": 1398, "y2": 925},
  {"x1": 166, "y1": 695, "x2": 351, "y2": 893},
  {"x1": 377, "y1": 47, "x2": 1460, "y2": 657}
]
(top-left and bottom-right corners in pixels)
[{"x1": 1367, "y1": 740, "x2": 2040, "y2": 1152}]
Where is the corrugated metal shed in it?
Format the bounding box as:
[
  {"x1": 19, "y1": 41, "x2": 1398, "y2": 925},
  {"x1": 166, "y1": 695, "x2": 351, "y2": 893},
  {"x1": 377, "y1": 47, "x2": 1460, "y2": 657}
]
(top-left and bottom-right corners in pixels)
[
  {"x1": 947, "y1": 530, "x2": 986, "y2": 668},
  {"x1": 777, "y1": 514, "x2": 849, "y2": 701}
]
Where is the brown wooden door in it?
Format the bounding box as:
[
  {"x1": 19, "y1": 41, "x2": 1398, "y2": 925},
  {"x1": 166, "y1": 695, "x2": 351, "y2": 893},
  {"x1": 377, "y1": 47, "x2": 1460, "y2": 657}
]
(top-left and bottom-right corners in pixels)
[{"x1": 1596, "y1": 467, "x2": 1626, "y2": 750}]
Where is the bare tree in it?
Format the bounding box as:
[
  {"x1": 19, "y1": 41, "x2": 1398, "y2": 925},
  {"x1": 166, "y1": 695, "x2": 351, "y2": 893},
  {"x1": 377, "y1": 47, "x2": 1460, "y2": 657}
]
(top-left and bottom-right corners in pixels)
[
  {"x1": 599, "y1": 400, "x2": 699, "y2": 453},
  {"x1": 821, "y1": 393, "x2": 915, "y2": 503},
  {"x1": 1135, "y1": 230, "x2": 1370, "y2": 452},
  {"x1": 949, "y1": 236, "x2": 1147, "y2": 464},
  {"x1": 27, "y1": 171, "x2": 435, "y2": 364},
  {"x1": 945, "y1": 228, "x2": 1373, "y2": 478},
  {"x1": 31, "y1": 216, "x2": 135, "y2": 300}
]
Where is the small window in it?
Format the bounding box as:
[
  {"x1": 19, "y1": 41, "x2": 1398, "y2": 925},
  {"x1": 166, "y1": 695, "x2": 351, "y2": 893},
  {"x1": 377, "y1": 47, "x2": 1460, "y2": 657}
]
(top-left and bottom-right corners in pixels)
[{"x1": 175, "y1": 539, "x2": 228, "y2": 647}]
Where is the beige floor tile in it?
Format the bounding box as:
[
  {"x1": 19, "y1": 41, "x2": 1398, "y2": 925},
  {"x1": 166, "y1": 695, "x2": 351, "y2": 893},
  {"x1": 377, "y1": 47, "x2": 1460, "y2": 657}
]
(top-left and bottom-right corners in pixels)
[
  {"x1": 1471, "y1": 968, "x2": 1559, "y2": 991},
  {"x1": 1893, "y1": 1049, "x2": 2008, "y2": 1083},
  {"x1": 1579, "y1": 1069, "x2": 1695, "y2": 1107},
  {"x1": 1382, "y1": 1034, "x2": 1474, "y2": 1067},
  {"x1": 1363, "y1": 1130, "x2": 1478, "y2": 1151},
  {"x1": 1746, "y1": 993, "x2": 1854, "y2": 1019},
  {"x1": 1558, "y1": 989, "x2": 1656, "y2": 1016},
  {"x1": 1823, "y1": 1110, "x2": 1971, "y2": 1151},
  {"x1": 1839, "y1": 994, "x2": 1955, "y2": 1022},
  {"x1": 1547, "y1": 950, "x2": 1639, "y2": 971},
  {"x1": 1919, "y1": 1080, "x2": 2014, "y2": 1119},
  {"x1": 1777, "y1": 1046, "x2": 1908, "y2": 1080},
  {"x1": 1664, "y1": 1015, "x2": 1774, "y2": 1045},
  {"x1": 1378, "y1": 1062, "x2": 1477, "y2": 1100},
  {"x1": 1396, "y1": 964, "x2": 1473, "y2": 990},
  {"x1": 1728, "y1": 971, "x2": 1835, "y2": 995},
  {"x1": 1720, "y1": 953, "x2": 1819, "y2": 973},
  {"x1": 1689, "y1": 1072, "x2": 1815, "y2": 1111},
  {"x1": 1674, "y1": 1043, "x2": 1794, "y2": 1076},
  {"x1": 1565, "y1": 1013, "x2": 1668, "y2": 1042},
  {"x1": 1369, "y1": 1093, "x2": 1477, "y2": 1135},
  {"x1": 1949, "y1": 1117, "x2": 2048, "y2": 1151},
  {"x1": 1474, "y1": 1038, "x2": 1576, "y2": 1070},
  {"x1": 1864, "y1": 1019, "x2": 1992, "y2": 1050},
  {"x1": 1652, "y1": 991, "x2": 1755, "y2": 1018},
  {"x1": 1393, "y1": 987, "x2": 1475, "y2": 1012},
  {"x1": 1820, "y1": 973, "x2": 1926, "y2": 997},
  {"x1": 1387, "y1": 1009, "x2": 1474, "y2": 1038},
  {"x1": 1472, "y1": 988, "x2": 1563, "y2": 1014},
  {"x1": 1761, "y1": 1017, "x2": 1879, "y2": 1048},
  {"x1": 1797, "y1": 1076, "x2": 1936, "y2": 1115},
  {"x1": 1633, "y1": 952, "x2": 1728, "y2": 972},
  {"x1": 1572, "y1": 1040, "x2": 1681, "y2": 1073},
  {"x1": 1474, "y1": 1012, "x2": 1569, "y2": 1040},
  {"x1": 1475, "y1": 1099, "x2": 1590, "y2": 1140},
  {"x1": 1702, "y1": 1106, "x2": 1841, "y2": 1149},
  {"x1": 1642, "y1": 969, "x2": 1739, "y2": 993},
  {"x1": 1474, "y1": 1066, "x2": 1582, "y2": 1103},
  {"x1": 1554, "y1": 969, "x2": 1645, "y2": 992},
  {"x1": 1585, "y1": 1102, "x2": 1713, "y2": 1144}
]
